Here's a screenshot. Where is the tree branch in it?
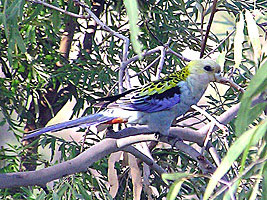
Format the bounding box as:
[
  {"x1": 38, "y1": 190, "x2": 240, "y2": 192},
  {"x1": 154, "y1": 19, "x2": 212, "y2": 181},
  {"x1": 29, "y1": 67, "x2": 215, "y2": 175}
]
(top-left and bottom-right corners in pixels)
[
  {"x1": 200, "y1": 0, "x2": 218, "y2": 58},
  {"x1": 2, "y1": 94, "x2": 264, "y2": 188}
]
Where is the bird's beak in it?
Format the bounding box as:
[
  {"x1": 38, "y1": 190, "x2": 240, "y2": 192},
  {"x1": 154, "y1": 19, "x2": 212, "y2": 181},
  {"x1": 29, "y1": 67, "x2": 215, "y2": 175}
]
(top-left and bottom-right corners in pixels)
[
  {"x1": 213, "y1": 72, "x2": 245, "y2": 93},
  {"x1": 214, "y1": 73, "x2": 222, "y2": 82}
]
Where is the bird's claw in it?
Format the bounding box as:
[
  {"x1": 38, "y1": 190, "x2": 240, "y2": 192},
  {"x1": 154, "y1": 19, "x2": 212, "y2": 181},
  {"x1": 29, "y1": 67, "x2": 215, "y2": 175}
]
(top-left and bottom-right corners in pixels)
[
  {"x1": 154, "y1": 132, "x2": 161, "y2": 140},
  {"x1": 167, "y1": 134, "x2": 183, "y2": 148}
]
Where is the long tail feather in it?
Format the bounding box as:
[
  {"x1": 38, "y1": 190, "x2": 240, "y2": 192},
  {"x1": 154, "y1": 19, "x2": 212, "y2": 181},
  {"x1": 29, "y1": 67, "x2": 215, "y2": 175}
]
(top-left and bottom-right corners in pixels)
[{"x1": 23, "y1": 113, "x2": 116, "y2": 140}]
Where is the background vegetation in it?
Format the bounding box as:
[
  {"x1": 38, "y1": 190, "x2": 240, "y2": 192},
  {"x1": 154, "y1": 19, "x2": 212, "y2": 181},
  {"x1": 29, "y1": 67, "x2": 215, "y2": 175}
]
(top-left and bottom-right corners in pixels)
[{"x1": 0, "y1": 0, "x2": 266, "y2": 199}]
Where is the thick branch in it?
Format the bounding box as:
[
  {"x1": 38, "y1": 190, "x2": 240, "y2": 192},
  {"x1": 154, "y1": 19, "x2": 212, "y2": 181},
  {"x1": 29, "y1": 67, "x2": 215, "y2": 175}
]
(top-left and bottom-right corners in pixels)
[
  {"x1": 3, "y1": 95, "x2": 264, "y2": 188},
  {"x1": 0, "y1": 135, "x2": 156, "y2": 189}
]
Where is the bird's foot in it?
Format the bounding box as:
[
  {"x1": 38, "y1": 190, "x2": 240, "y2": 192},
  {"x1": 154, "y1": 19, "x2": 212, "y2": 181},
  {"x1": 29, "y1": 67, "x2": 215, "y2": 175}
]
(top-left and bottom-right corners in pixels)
[
  {"x1": 154, "y1": 132, "x2": 161, "y2": 140},
  {"x1": 167, "y1": 134, "x2": 183, "y2": 148}
]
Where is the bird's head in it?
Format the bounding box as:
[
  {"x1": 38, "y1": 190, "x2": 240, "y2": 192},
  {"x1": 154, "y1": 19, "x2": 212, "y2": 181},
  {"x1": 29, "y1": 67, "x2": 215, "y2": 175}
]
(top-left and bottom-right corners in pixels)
[{"x1": 187, "y1": 59, "x2": 222, "y2": 83}]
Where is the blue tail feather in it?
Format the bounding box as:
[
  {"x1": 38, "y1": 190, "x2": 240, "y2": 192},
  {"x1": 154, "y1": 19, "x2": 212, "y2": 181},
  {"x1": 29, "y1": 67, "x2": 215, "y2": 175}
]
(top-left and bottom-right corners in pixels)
[{"x1": 22, "y1": 113, "x2": 116, "y2": 140}]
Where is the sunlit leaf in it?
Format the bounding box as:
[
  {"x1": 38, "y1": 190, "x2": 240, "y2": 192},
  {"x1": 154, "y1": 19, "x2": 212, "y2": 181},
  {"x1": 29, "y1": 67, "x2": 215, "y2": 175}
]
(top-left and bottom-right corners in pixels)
[
  {"x1": 203, "y1": 120, "x2": 267, "y2": 200},
  {"x1": 124, "y1": 0, "x2": 143, "y2": 57},
  {"x1": 167, "y1": 180, "x2": 184, "y2": 200},
  {"x1": 234, "y1": 12, "x2": 244, "y2": 68},
  {"x1": 245, "y1": 10, "x2": 262, "y2": 63},
  {"x1": 162, "y1": 172, "x2": 192, "y2": 183},
  {"x1": 263, "y1": 163, "x2": 267, "y2": 200},
  {"x1": 235, "y1": 61, "x2": 267, "y2": 135},
  {"x1": 249, "y1": 166, "x2": 264, "y2": 200},
  {"x1": 216, "y1": 51, "x2": 226, "y2": 68}
]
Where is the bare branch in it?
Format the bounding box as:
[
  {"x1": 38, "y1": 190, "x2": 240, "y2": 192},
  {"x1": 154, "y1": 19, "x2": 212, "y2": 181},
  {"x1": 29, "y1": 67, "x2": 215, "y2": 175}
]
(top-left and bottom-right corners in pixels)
[
  {"x1": 160, "y1": 137, "x2": 216, "y2": 175},
  {"x1": 216, "y1": 76, "x2": 245, "y2": 93},
  {"x1": 130, "y1": 56, "x2": 161, "y2": 78},
  {"x1": 200, "y1": 0, "x2": 218, "y2": 58},
  {"x1": 166, "y1": 48, "x2": 191, "y2": 62},
  {"x1": 204, "y1": 30, "x2": 235, "y2": 58},
  {"x1": 156, "y1": 46, "x2": 166, "y2": 79},
  {"x1": 2, "y1": 95, "x2": 264, "y2": 189},
  {"x1": 198, "y1": 94, "x2": 265, "y2": 137}
]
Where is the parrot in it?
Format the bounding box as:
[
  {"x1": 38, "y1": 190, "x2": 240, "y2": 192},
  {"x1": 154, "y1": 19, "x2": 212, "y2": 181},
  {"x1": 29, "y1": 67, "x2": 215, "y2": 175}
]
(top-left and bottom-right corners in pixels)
[{"x1": 23, "y1": 59, "x2": 223, "y2": 140}]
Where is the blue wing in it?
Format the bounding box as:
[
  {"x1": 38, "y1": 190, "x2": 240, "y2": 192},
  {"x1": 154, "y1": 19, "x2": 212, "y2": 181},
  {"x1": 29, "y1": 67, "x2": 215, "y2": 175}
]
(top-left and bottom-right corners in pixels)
[
  {"x1": 105, "y1": 85, "x2": 181, "y2": 113},
  {"x1": 121, "y1": 85, "x2": 181, "y2": 112},
  {"x1": 97, "y1": 71, "x2": 183, "y2": 113}
]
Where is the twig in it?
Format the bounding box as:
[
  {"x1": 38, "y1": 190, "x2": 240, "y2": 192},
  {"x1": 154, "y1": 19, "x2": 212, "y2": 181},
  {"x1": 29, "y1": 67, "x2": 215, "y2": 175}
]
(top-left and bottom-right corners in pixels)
[
  {"x1": 206, "y1": 141, "x2": 222, "y2": 167},
  {"x1": 130, "y1": 56, "x2": 161, "y2": 78},
  {"x1": 156, "y1": 46, "x2": 166, "y2": 79},
  {"x1": 216, "y1": 76, "x2": 245, "y2": 93},
  {"x1": 204, "y1": 29, "x2": 235, "y2": 58},
  {"x1": 198, "y1": 94, "x2": 264, "y2": 138},
  {"x1": 28, "y1": 0, "x2": 87, "y2": 19},
  {"x1": 166, "y1": 48, "x2": 191, "y2": 62},
  {"x1": 191, "y1": 105, "x2": 228, "y2": 133},
  {"x1": 160, "y1": 137, "x2": 217, "y2": 175},
  {"x1": 124, "y1": 46, "x2": 166, "y2": 66},
  {"x1": 210, "y1": 158, "x2": 267, "y2": 199},
  {"x1": 191, "y1": 105, "x2": 229, "y2": 157},
  {"x1": 145, "y1": 21, "x2": 190, "y2": 62},
  {"x1": 73, "y1": 0, "x2": 130, "y2": 93},
  {"x1": 200, "y1": 0, "x2": 218, "y2": 58},
  {"x1": 201, "y1": 122, "x2": 215, "y2": 155}
]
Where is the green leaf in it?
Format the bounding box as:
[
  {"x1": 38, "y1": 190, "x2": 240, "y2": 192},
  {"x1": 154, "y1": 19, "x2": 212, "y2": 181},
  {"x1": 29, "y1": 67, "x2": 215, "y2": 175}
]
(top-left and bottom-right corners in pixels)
[
  {"x1": 52, "y1": 191, "x2": 60, "y2": 200},
  {"x1": 162, "y1": 172, "x2": 201, "y2": 199},
  {"x1": 242, "y1": 62, "x2": 267, "y2": 100},
  {"x1": 3, "y1": 0, "x2": 9, "y2": 39},
  {"x1": 234, "y1": 12, "x2": 244, "y2": 68},
  {"x1": 203, "y1": 120, "x2": 267, "y2": 200},
  {"x1": 77, "y1": 182, "x2": 92, "y2": 200},
  {"x1": 123, "y1": 0, "x2": 143, "y2": 57},
  {"x1": 247, "y1": 102, "x2": 267, "y2": 126},
  {"x1": 263, "y1": 162, "x2": 267, "y2": 200},
  {"x1": 223, "y1": 182, "x2": 239, "y2": 200},
  {"x1": 35, "y1": 191, "x2": 46, "y2": 200},
  {"x1": 235, "y1": 61, "x2": 267, "y2": 135},
  {"x1": 14, "y1": 28, "x2": 27, "y2": 53},
  {"x1": 162, "y1": 172, "x2": 192, "y2": 183},
  {"x1": 52, "y1": 9, "x2": 60, "y2": 33},
  {"x1": 245, "y1": 10, "x2": 262, "y2": 62},
  {"x1": 216, "y1": 51, "x2": 226, "y2": 67},
  {"x1": 167, "y1": 179, "x2": 184, "y2": 200},
  {"x1": 249, "y1": 165, "x2": 264, "y2": 200}
]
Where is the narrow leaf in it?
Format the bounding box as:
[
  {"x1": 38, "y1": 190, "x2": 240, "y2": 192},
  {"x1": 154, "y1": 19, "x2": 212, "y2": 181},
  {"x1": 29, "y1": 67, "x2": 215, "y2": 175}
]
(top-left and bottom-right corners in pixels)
[
  {"x1": 203, "y1": 120, "x2": 267, "y2": 200},
  {"x1": 248, "y1": 166, "x2": 264, "y2": 200},
  {"x1": 14, "y1": 28, "x2": 27, "y2": 53},
  {"x1": 263, "y1": 162, "x2": 267, "y2": 200},
  {"x1": 167, "y1": 180, "x2": 184, "y2": 200},
  {"x1": 162, "y1": 172, "x2": 192, "y2": 183},
  {"x1": 108, "y1": 152, "x2": 121, "y2": 198},
  {"x1": 245, "y1": 10, "x2": 262, "y2": 62},
  {"x1": 124, "y1": 0, "x2": 143, "y2": 57},
  {"x1": 216, "y1": 51, "x2": 226, "y2": 67},
  {"x1": 235, "y1": 61, "x2": 267, "y2": 135},
  {"x1": 129, "y1": 154, "x2": 142, "y2": 200},
  {"x1": 234, "y1": 12, "x2": 244, "y2": 68}
]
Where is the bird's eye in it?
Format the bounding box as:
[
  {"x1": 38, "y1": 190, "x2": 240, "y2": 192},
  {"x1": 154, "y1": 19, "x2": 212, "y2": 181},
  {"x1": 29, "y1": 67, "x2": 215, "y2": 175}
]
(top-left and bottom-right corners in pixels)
[{"x1": 204, "y1": 65, "x2": 212, "y2": 72}]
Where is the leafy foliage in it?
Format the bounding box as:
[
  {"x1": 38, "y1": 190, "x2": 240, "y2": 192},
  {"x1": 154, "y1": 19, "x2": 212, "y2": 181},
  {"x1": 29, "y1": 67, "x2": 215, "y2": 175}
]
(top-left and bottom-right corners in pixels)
[{"x1": 0, "y1": 0, "x2": 266, "y2": 199}]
